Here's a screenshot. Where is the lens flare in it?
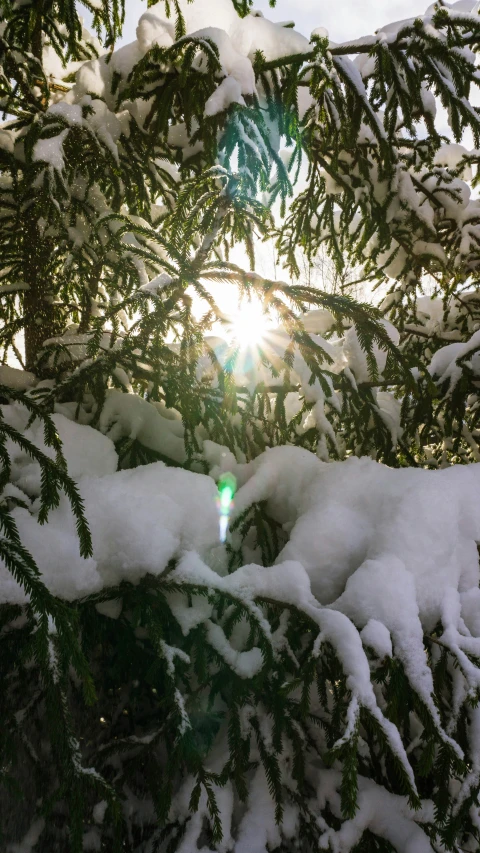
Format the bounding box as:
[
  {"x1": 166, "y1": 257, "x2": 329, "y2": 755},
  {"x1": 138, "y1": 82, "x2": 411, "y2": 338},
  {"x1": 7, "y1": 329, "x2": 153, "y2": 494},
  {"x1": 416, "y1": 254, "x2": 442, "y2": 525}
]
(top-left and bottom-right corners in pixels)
[{"x1": 217, "y1": 473, "x2": 237, "y2": 543}]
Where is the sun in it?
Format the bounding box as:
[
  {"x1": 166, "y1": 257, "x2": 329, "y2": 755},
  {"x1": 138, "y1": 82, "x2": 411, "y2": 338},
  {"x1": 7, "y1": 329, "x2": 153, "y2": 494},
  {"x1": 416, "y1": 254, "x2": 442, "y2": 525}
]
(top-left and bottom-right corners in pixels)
[{"x1": 228, "y1": 298, "x2": 272, "y2": 348}]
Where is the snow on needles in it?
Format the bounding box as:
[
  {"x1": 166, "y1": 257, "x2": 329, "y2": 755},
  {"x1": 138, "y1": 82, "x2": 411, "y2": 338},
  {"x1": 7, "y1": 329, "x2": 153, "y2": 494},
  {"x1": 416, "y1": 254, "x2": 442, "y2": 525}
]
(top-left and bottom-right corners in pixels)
[
  {"x1": 2, "y1": 407, "x2": 480, "y2": 632},
  {"x1": 66, "y1": 0, "x2": 309, "y2": 122},
  {"x1": 2, "y1": 409, "x2": 480, "y2": 714},
  {"x1": 0, "y1": 403, "x2": 218, "y2": 601},
  {"x1": 2, "y1": 406, "x2": 480, "y2": 847}
]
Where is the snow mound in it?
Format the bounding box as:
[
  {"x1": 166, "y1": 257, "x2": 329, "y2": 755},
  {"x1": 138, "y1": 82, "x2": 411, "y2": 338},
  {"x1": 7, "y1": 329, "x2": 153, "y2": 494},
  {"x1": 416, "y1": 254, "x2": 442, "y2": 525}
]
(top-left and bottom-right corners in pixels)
[
  {"x1": 1, "y1": 403, "x2": 118, "y2": 494},
  {"x1": 1, "y1": 420, "x2": 479, "y2": 701},
  {"x1": 2, "y1": 416, "x2": 480, "y2": 631},
  {"x1": 234, "y1": 450, "x2": 480, "y2": 625},
  {"x1": 230, "y1": 447, "x2": 480, "y2": 742},
  {"x1": 0, "y1": 365, "x2": 36, "y2": 391},
  {"x1": 428, "y1": 329, "x2": 480, "y2": 390},
  {"x1": 0, "y1": 405, "x2": 218, "y2": 601},
  {"x1": 99, "y1": 389, "x2": 187, "y2": 464},
  {"x1": 2, "y1": 419, "x2": 480, "y2": 847},
  {"x1": 1, "y1": 459, "x2": 219, "y2": 602}
]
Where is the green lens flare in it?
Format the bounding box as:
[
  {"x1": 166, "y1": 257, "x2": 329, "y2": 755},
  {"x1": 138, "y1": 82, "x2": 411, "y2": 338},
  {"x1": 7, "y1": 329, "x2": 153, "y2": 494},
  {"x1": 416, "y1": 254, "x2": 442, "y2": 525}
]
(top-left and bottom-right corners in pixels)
[
  {"x1": 218, "y1": 473, "x2": 237, "y2": 507},
  {"x1": 217, "y1": 473, "x2": 237, "y2": 543},
  {"x1": 219, "y1": 484, "x2": 234, "y2": 511}
]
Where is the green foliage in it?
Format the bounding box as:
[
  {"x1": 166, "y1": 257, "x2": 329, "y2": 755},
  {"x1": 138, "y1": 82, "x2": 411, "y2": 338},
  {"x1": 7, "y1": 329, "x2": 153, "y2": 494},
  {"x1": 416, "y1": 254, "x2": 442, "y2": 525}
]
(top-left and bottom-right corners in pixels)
[
  {"x1": 4, "y1": 557, "x2": 480, "y2": 851},
  {"x1": 1, "y1": 0, "x2": 480, "y2": 850},
  {"x1": 0, "y1": 389, "x2": 108, "y2": 849},
  {"x1": 0, "y1": 0, "x2": 125, "y2": 57}
]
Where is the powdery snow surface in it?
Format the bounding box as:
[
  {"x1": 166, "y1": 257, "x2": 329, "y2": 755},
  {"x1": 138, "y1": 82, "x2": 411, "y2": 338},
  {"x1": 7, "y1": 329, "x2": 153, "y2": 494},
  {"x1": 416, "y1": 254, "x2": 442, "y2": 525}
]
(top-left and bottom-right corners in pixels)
[{"x1": 0, "y1": 403, "x2": 218, "y2": 601}]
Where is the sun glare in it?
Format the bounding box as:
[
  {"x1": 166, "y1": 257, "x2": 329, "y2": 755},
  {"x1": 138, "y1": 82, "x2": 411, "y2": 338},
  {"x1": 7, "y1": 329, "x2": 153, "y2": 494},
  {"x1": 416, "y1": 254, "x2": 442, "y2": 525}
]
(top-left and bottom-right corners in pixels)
[{"x1": 229, "y1": 299, "x2": 272, "y2": 348}]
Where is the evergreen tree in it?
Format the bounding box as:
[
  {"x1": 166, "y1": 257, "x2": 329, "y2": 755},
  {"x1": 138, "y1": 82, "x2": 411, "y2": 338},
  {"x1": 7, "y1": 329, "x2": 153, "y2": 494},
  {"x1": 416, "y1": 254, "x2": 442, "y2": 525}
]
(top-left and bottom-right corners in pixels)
[{"x1": 1, "y1": 0, "x2": 480, "y2": 850}]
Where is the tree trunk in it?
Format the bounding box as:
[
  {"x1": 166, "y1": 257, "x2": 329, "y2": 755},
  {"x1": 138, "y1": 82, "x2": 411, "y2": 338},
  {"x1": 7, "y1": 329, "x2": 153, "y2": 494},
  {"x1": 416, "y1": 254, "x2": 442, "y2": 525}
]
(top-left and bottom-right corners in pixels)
[
  {"x1": 23, "y1": 219, "x2": 57, "y2": 372},
  {"x1": 31, "y1": 0, "x2": 45, "y2": 62},
  {"x1": 23, "y1": 0, "x2": 57, "y2": 372}
]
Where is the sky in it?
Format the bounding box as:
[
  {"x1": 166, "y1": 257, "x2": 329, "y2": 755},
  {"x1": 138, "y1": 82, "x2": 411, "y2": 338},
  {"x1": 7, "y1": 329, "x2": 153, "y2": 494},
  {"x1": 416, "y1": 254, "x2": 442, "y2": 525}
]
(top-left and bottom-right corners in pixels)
[{"x1": 112, "y1": 0, "x2": 431, "y2": 46}]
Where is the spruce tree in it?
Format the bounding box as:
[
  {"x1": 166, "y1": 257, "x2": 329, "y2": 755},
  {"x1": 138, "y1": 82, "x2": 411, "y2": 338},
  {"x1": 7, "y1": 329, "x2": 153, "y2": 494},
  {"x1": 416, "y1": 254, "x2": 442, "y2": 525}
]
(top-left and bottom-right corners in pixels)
[{"x1": 1, "y1": 0, "x2": 480, "y2": 851}]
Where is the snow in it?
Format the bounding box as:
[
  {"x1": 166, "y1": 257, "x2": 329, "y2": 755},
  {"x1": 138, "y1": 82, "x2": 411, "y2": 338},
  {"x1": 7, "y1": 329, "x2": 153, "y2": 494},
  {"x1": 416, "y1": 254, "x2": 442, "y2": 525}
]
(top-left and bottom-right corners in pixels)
[
  {"x1": 74, "y1": 57, "x2": 111, "y2": 100},
  {"x1": 173, "y1": 551, "x2": 416, "y2": 787},
  {"x1": 191, "y1": 27, "x2": 256, "y2": 97},
  {"x1": 428, "y1": 329, "x2": 480, "y2": 388},
  {"x1": 206, "y1": 620, "x2": 263, "y2": 678},
  {"x1": 425, "y1": 0, "x2": 480, "y2": 13},
  {"x1": 77, "y1": 462, "x2": 216, "y2": 591},
  {"x1": 335, "y1": 555, "x2": 456, "y2": 748},
  {"x1": 6, "y1": 0, "x2": 480, "y2": 843},
  {"x1": 434, "y1": 142, "x2": 472, "y2": 179},
  {"x1": 99, "y1": 389, "x2": 187, "y2": 464},
  {"x1": 301, "y1": 308, "x2": 336, "y2": 335},
  {"x1": 235, "y1": 13, "x2": 310, "y2": 63},
  {"x1": 3, "y1": 395, "x2": 480, "y2": 846},
  {"x1": 376, "y1": 391, "x2": 403, "y2": 446},
  {"x1": 32, "y1": 129, "x2": 69, "y2": 171},
  {"x1": 138, "y1": 271, "x2": 173, "y2": 295},
  {"x1": 65, "y1": 0, "x2": 309, "y2": 139},
  {"x1": 82, "y1": 98, "x2": 123, "y2": 155},
  {"x1": 205, "y1": 76, "x2": 246, "y2": 116},
  {"x1": 92, "y1": 801, "x2": 108, "y2": 825},
  {"x1": 5, "y1": 409, "x2": 480, "y2": 666},
  {"x1": 243, "y1": 450, "x2": 480, "y2": 625},
  {"x1": 42, "y1": 22, "x2": 102, "y2": 83},
  {"x1": 149, "y1": 0, "x2": 238, "y2": 38},
  {"x1": 6, "y1": 818, "x2": 46, "y2": 853},
  {"x1": 136, "y1": 12, "x2": 174, "y2": 51},
  {"x1": 1, "y1": 404, "x2": 118, "y2": 494},
  {"x1": 150, "y1": 0, "x2": 309, "y2": 64},
  {"x1": 342, "y1": 320, "x2": 399, "y2": 383},
  {"x1": 47, "y1": 102, "x2": 83, "y2": 125},
  {"x1": 0, "y1": 365, "x2": 36, "y2": 391},
  {"x1": 315, "y1": 770, "x2": 435, "y2": 853},
  {"x1": 170, "y1": 777, "x2": 234, "y2": 853},
  {"x1": 95, "y1": 599, "x2": 122, "y2": 619},
  {"x1": 4, "y1": 410, "x2": 478, "y2": 728},
  {"x1": 211, "y1": 443, "x2": 480, "y2": 755},
  {"x1": 52, "y1": 414, "x2": 119, "y2": 480},
  {"x1": 360, "y1": 619, "x2": 392, "y2": 659},
  {"x1": 235, "y1": 767, "x2": 281, "y2": 853},
  {"x1": 0, "y1": 401, "x2": 220, "y2": 601},
  {"x1": 0, "y1": 128, "x2": 14, "y2": 154},
  {"x1": 311, "y1": 27, "x2": 329, "y2": 40}
]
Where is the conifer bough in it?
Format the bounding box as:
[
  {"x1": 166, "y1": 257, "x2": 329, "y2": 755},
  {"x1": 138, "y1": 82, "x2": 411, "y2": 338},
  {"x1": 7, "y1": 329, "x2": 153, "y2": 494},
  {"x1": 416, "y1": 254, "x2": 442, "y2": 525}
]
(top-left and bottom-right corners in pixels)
[{"x1": 1, "y1": 0, "x2": 480, "y2": 851}]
